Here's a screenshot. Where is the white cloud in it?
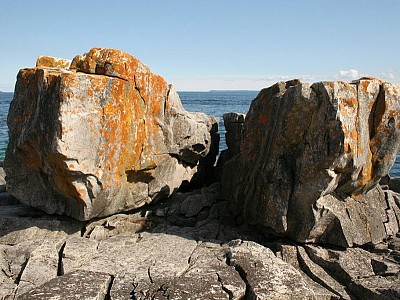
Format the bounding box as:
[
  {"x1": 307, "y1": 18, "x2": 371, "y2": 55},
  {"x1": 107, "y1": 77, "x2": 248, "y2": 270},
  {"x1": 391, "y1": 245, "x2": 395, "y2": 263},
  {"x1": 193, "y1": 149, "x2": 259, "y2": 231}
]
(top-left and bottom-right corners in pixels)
[
  {"x1": 337, "y1": 69, "x2": 360, "y2": 80},
  {"x1": 380, "y1": 72, "x2": 395, "y2": 80},
  {"x1": 171, "y1": 74, "x2": 329, "y2": 91}
]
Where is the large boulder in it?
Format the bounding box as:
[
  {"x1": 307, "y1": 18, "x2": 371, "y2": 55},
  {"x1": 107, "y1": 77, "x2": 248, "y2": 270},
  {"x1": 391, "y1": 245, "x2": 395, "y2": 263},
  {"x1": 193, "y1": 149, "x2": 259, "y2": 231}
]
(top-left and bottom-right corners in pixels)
[
  {"x1": 222, "y1": 78, "x2": 400, "y2": 247},
  {"x1": 4, "y1": 48, "x2": 218, "y2": 221}
]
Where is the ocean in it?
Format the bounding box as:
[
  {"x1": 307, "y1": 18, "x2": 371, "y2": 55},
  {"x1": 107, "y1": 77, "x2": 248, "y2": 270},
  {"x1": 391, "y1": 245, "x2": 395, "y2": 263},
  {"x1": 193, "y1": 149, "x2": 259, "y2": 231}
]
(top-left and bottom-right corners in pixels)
[
  {"x1": 0, "y1": 92, "x2": 12, "y2": 160},
  {"x1": 179, "y1": 90, "x2": 257, "y2": 151},
  {"x1": 1, "y1": 90, "x2": 399, "y2": 177}
]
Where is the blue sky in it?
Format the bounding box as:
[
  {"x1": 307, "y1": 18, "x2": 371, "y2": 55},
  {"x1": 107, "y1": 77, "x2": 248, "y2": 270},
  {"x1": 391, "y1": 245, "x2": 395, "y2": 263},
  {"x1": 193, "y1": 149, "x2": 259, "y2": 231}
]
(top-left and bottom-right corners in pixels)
[{"x1": 0, "y1": 0, "x2": 399, "y2": 91}]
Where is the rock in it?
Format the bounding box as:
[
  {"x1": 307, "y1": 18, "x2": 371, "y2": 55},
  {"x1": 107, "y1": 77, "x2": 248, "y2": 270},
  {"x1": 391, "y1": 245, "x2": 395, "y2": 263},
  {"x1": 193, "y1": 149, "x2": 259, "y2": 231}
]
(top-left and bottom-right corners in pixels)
[
  {"x1": 222, "y1": 79, "x2": 400, "y2": 246},
  {"x1": 389, "y1": 177, "x2": 400, "y2": 193},
  {"x1": 0, "y1": 239, "x2": 65, "y2": 299},
  {"x1": 17, "y1": 270, "x2": 111, "y2": 300},
  {"x1": 304, "y1": 245, "x2": 375, "y2": 283},
  {"x1": 0, "y1": 205, "x2": 83, "y2": 245},
  {"x1": 0, "y1": 191, "x2": 20, "y2": 206},
  {"x1": 223, "y1": 112, "x2": 245, "y2": 157},
  {"x1": 61, "y1": 237, "x2": 100, "y2": 275},
  {"x1": 36, "y1": 56, "x2": 72, "y2": 68},
  {"x1": 310, "y1": 186, "x2": 391, "y2": 247},
  {"x1": 14, "y1": 239, "x2": 64, "y2": 297},
  {"x1": 215, "y1": 113, "x2": 245, "y2": 179},
  {"x1": 0, "y1": 193, "x2": 399, "y2": 299},
  {"x1": 303, "y1": 244, "x2": 400, "y2": 298},
  {"x1": 179, "y1": 183, "x2": 219, "y2": 217},
  {"x1": 5, "y1": 48, "x2": 218, "y2": 221},
  {"x1": 0, "y1": 167, "x2": 5, "y2": 192},
  {"x1": 296, "y1": 246, "x2": 353, "y2": 299},
  {"x1": 349, "y1": 274, "x2": 400, "y2": 300},
  {"x1": 384, "y1": 190, "x2": 400, "y2": 238},
  {"x1": 82, "y1": 212, "x2": 150, "y2": 240},
  {"x1": 277, "y1": 243, "x2": 341, "y2": 299},
  {"x1": 227, "y1": 240, "x2": 315, "y2": 299},
  {"x1": 380, "y1": 174, "x2": 391, "y2": 186},
  {"x1": 126, "y1": 242, "x2": 246, "y2": 299}
]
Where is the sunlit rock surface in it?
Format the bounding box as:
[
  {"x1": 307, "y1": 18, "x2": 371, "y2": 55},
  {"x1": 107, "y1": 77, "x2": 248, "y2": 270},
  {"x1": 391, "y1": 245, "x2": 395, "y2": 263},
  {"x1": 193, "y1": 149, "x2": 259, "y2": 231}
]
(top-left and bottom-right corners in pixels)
[
  {"x1": 4, "y1": 48, "x2": 217, "y2": 221},
  {"x1": 222, "y1": 78, "x2": 400, "y2": 247}
]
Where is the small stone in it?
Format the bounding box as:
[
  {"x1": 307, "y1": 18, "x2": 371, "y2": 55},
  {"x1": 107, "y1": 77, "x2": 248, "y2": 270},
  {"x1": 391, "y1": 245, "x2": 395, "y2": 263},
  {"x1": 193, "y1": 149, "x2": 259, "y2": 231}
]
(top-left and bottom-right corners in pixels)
[{"x1": 155, "y1": 208, "x2": 166, "y2": 217}]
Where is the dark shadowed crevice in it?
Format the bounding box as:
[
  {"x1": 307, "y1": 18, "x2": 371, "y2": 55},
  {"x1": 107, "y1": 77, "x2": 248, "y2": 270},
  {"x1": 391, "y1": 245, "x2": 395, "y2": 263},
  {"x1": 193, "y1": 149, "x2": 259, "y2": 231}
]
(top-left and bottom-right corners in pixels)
[
  {"x1": 126, "y1": 170, "x2": 155, "y2": 184},
  {"x1": 296, "y1": 247, "x2": 342, "y2": 297},
  {"x1": 104, "y1": 275, "x2": 115, "y2": 300},
  {"x1": 57, "y1": 241, "x2": 66, "y2": 276},
  {"x1": 369, "y1": 84, "x2": 386, "y2": 141},
  {"x1": 216, "y1": 272, "x2": 234, "y2": 299},
  {"x1": 225, "y1": 251, "x2": 256, "y2": 300},
  {"x1": 130, "y1": 279, "x2": 138, "y2": 300},
  {"x1": 14, "y1": 256, "x2": 29, "y2": 285}
]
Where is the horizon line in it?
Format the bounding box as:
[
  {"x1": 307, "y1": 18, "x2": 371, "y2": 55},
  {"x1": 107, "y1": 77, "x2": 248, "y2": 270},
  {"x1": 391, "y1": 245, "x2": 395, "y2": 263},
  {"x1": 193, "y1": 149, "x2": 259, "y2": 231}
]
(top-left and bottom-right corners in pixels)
[{"x1": 1, "y1": 89, "x2": 260, "y2": 93}]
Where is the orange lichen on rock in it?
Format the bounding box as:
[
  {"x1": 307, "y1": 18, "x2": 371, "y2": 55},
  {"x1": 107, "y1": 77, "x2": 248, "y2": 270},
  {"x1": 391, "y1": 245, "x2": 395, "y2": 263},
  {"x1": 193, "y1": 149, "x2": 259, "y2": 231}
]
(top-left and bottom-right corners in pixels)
[
  {"x1": 36, "y1": 56, "x2": 72, "y2": 69},
  {"x1": 4, "y1": 48, "x2": 218, "y2": 221},
  {"x1": 222, "y1": 78, "x2": 400, "y2": 247}
]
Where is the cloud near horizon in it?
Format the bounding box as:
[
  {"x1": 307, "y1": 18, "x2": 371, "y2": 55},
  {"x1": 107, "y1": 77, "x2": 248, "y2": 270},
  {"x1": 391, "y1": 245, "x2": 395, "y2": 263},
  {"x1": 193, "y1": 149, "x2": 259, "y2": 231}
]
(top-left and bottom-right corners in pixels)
[
  {"x1": 171, "y1": 74, "x2": 325, "y2": 91},
  {"x1": 337, "y1": 69, "x2": 360, "y2": 80}
]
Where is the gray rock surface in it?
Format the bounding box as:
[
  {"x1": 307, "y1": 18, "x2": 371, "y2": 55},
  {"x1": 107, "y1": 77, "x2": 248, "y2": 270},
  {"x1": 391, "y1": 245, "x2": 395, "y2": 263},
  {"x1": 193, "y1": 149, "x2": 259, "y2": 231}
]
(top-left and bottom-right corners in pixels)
[
  {"x1": 18, "y1": 270, "x2": 111, "y2": 300},
  {"x1": 216, "y1": 113, "x2": 245, "y2": 178},
  {"x1": 0, "y1": 205, "x2": 82, "y2": 245},
  {"x1": 222, "y1": 79, "x2": 400, "y2": 247},
  {"x1": 1, "y1": 183, "x2": 398, "y2": 299},
  {"x1": 227, "y1": 240, "x2": 315, "y2": 299},
  {"x1": 2, "y1": 76, "x2": 400, "y2": 298},
  {"x1": 4, "y1": 48, "x2": 218, "y2": 221},
  {"x1": 0, "y1": 167, "x2": 5, "y2": 193},
  {"x1": 222, "y1": 112, "x2": 245, "y2": 157}
]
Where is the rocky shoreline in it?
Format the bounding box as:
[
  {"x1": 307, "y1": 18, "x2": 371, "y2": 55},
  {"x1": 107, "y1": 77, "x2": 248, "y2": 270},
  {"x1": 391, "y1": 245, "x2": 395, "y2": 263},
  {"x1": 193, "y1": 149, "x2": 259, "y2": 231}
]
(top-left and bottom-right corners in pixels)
[
  {"x1": 1, "y1": 174, "x2": 400, "y2": 299},
  {"x1": 1, "y1": 48, "x2": 400, "y2": 299}
]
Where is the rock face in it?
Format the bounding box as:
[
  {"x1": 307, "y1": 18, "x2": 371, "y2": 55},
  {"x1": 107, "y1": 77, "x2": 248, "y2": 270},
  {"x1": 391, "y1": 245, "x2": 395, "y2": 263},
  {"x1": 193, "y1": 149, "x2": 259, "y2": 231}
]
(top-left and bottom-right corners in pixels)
[
  {"x1": 222, "y1": 79, "x2": 400, "y2": 247},
  {"x1": 1, "y1": 188, "x2": 399, "y2": 299},
  {"x1": 4, "y1": 48, "x2": 218, "y2": 221},
  {"x1": 222, "y1": 112, "x2": 245, "y2": 157}
]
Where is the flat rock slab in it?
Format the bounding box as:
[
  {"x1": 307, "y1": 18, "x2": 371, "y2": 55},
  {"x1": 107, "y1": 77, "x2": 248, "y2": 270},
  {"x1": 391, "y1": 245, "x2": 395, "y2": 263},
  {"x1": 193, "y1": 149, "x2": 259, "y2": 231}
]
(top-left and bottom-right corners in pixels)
[
  {"x1": 0, "y1": 205, "x2": 83, "y2": 245},
  {"x1": 17, "y1": 270, "x2": 111, "y2": 300}
]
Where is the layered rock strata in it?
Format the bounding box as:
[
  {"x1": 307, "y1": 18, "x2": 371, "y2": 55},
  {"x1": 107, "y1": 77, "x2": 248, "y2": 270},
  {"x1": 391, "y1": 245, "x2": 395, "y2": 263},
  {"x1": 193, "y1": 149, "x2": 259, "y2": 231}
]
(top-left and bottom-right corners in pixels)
[
  {"x1": 222, "y1": 78, "x2": 400, "y2": 247},
  {"x1": 4, "y1": 48, "x2": 218, "y2": 221}
]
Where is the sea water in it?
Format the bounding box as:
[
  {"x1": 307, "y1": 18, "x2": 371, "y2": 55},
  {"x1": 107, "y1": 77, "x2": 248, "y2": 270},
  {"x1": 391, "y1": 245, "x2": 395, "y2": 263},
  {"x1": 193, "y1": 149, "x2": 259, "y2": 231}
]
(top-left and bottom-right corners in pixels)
[
  {"x1": 0, "y1": 90, "x2": 399, "y2": 177},
  {"x1": 179, "y1": 90, "x2": 257, "y2": 150},
  {"x1": 0, "y1": 92, "x2": 12, "y2": 160}
]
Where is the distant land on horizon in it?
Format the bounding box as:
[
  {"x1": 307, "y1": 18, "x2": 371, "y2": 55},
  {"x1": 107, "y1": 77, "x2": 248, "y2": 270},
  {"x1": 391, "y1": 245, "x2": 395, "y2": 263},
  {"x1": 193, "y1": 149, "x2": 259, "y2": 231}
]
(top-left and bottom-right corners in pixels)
[
  {"x1": 178, "y1": 90, "x2": 258, "y2": 93},
  {"x1": 0, "y1": 90, "x2": 259, "y2": 94}
]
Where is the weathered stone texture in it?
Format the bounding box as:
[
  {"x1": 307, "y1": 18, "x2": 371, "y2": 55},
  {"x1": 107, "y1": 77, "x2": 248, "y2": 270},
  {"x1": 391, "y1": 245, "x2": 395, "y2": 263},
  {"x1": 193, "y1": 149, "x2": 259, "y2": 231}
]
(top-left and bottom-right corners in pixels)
[
  {"x1": 223, "y1": 112, "x2": 245, "y2": 157},
  {"x1": 0, "y1": 191, "x2": 399, "y2": 299},
  {"x1": 222, "y1": 79, "x2": 400, "y2": 246},
  {"x1": 4, "y1": 48, "x2": 217, "y2": 220},
  {"x1": 17, "y1": 270, "x2": 111, "y2": 300},
  {"x1": 36, "y1": 56, "x2": 72, "y2": 69},
  {"x1": 216, "y1": 113, "x2": 246, "y2": 175}
]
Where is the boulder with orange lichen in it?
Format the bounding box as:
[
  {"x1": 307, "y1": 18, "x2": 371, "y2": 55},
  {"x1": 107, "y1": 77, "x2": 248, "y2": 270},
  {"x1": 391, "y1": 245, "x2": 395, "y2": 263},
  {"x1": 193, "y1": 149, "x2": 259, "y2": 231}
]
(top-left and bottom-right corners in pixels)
[
  {"x1": 221, "y1": 78, "x2": 400, "y2": 247},
  {"x1": 4, "y1": 48, "x2": 218, "y2": 221}
]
